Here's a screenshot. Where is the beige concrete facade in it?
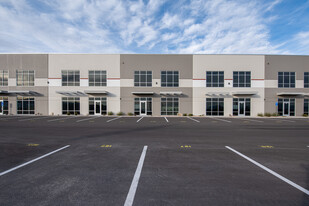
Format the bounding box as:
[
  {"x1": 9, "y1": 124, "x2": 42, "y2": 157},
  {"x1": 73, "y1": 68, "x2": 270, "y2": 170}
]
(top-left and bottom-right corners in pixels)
[
  {"x1": 0, "y1": 54, "x2": 308, "y2": 116},
  {"x1": 48, "y1": 54, "x2": 120, "y2": 115},
  {"x1": 0, "y1": 54, "x2": 48, "y2": 115},
  {"x1": 193, "y1": 55, "x2": 265, "y2": 116}
]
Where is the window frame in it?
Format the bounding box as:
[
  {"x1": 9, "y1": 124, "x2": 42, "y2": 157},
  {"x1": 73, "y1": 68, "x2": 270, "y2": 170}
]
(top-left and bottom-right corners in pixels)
[
  {"x1": 17, "y1": 97, "x2": 35, "y2": 114},
  {"x1": 16, "y1": 70, "x2": 35, "y2": 86},
  {"x1": 161, "y1": 71, "x2": 179, "y2": 87},
  {"x1": 134, "y1": 71, "x2": 152, "y2": 87},
  {"x1": 161, "y1": 97, "x2": 179, "y2": 115},
  {"x1": 134, "y1": 97, "x2": 152, "y2": 115},
  {"x1": 62, "y1": 97, "x2": 80, "y2": 115},
  {"x1": 88, "y1": 70, "x2": 107, "y2": 87},
  {"x1": 62, "y1": 70, "x2": 80, "y2": 86},
  {"x1": 278, "y1": 72, "x2": 295, "y2": 88},
  {"x1": 206, "y1": 71, "x2": 224, "y2": 87},
  {"x1": 233, "y1": 71, "x2": 251, "y2": 87},
  {"x1": 206, "y1": 98, "x2": 224, "y2": 116},
  {"x1": 0, "y1": 70, "x2": 8, "y2": 86},
  {"x1": 89, "y1": 97, "x2": 107, "y2": 115},
  {"x1": 304, "y1": 72, "x2": 309, "y2": 88}
]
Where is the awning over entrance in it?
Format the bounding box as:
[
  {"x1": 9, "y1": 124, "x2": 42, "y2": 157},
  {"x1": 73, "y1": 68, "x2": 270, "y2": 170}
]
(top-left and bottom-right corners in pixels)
[
  {"x1": 131, "y1": 92, "x2": 154, "y2": 95},
  {"x1": 277, "y1": 92, "x2": 305, "y2": 96},
  {"x1": 206, "y1": 92, "x2": 229, "y2": 96},
  {"x1": 56, "y1": 91, "x2": 87, "y2": 96},
  {"x1": 232, "y1": 91, "x2": 258, "y2": 96},
  {"x1": 160, "y1": 91, "x2": 182, "y2": 96},
  {"x1": 84, "y1": 90, "x2": 108, "y2": 95},
  {"x1": 0, "y1": 90, "x2": 41, "y2": 96}
]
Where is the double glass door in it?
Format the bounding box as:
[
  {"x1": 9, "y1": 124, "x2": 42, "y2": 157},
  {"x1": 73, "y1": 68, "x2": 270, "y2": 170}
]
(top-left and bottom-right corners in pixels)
[
  {"x1": 283, "y1": 101, "x2": 290, "y2": 116},
  {"x1": 139, "y1": 101, "x2": 147, "y2": 115},
  {"x1": 94, "y1": 101, "x2": 101, "y2": 115},
  {"x1": 0, "y1": 100, "x2": 3, "y2": 115},
  {"x1": 238, "y1": 101, "x2": 245, "y2": 116}
]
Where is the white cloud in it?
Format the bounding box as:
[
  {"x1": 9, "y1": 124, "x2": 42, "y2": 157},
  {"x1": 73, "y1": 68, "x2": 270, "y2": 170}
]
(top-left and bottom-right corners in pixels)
[{"x1": 0, "y1": 0, "x2": 305, "y2": 54}]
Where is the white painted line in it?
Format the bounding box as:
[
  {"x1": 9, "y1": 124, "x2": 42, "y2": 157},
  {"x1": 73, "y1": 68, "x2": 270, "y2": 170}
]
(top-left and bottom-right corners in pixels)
[
  {"x1": 242, "y1": 118, "x2": 264, "y2": 123},
  {"x1": 106, "y1": 116, "x2": 122, "y2": 122},
  {"x1": 19, "y1": 116, "x2": 52, "y2": 122},
  {"x1": 209, "y1": 117, "x2": 231, "y2": 123},
  {"x1": 225, "y1": 146, "x2": 309, "y2": 196},
  {"x1": 0, "y1": 145, "x2": 70, "y2": 177},
  {"x1": 164, "y1": 117, "x2": 169, "y2": 122},
  {"x1": 47, "y1": 116, "x2": 76, "y2": 122},
  {"x1": 280, "y1": 119, "x2": 295, "y2": 122},
  {"x1": 187, "y1": 116, "x2": 200, "y2": 123},
  {"x1": 124, "y1": 146, "x2": 148, "y2": 206},
  {"x1": 76, "y1": 116, "x2": 101, "y2": 122},
  {"x1": 136, "y1": 116, "x2": 144, "y2": 123},
  {"x1": 267, "y1": 118, "x2": 295, "y2": 122}
]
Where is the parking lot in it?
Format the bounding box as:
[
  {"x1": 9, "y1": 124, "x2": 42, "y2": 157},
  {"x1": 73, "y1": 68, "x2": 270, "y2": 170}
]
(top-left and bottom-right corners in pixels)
[{"x1": 0, "y1": 115, "x2": 309, "y2": 206}]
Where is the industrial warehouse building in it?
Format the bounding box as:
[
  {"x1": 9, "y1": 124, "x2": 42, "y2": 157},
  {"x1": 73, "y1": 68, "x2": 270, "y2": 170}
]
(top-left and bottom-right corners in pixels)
[{"x1": 0, "y1": 54, "x2": 308, "y2": 117}]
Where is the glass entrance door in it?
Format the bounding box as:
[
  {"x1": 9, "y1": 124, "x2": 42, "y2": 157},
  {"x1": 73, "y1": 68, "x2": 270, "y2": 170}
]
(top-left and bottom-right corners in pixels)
[
  {"x1": 238, "y1": 101, "x2": 245, "y2": 116},
  {"x1": 94, "y1": 101, "x2": 101, "y2": 115},
  {"x1": 283, "y1": 101, "x2": 289, "y2": 116},
  {"x1": 140, "y1": 101, "x2": 147, "y2": 115},
  {"x1": 0, "y1": 100, "x2": 3, "y2": 115}
]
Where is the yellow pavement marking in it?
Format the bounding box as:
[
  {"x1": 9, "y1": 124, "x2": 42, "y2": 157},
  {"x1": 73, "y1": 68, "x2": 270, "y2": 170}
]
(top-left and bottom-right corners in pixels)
[
  {"x1": 180, "y1": 121, "x2": 187, "y2": 122},
  {"x1": 150, "y1": 121, "x2": 156, "y2": 123},
  {"x1": 89, "y1": 121, "x2": 94, "y2": 122},
  {"x1": 101, "y1": 145, "x2": 112, "y2": 148},
  {"x1": 60, "y1": 121, "x2": 64, "y2": 122},
  {"x1": 181, "y1": 145, "x2": 191, "y2": 148},
  {"x1": 120, "y1": 121, "x2": 125, "y2": 122},
  {"x1": 261, "y1": 145, "x2": 274, "y2": 148},
  {"x1": 27, "y1": 144, "x2": 39, "y2": 147},
  {"x1": 212, "y1": 121, "x2": 217, "y2": 123}
]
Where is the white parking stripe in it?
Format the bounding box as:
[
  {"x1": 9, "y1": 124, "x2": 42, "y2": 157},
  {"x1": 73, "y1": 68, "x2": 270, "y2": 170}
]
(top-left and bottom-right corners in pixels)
[
  {"x1": 0, "y1": 145, "x2": 70, "y2": 177},
  {"x1": 136, "y1": 116, "x2": 144, "y2": 122},
  {"x1": 76, "y1": 116, "x2": 101, "y2": 122},
  {"x1": 106, "y1": 116, "x2": 122, "y2": 122},
  {"x1": 242, "y1": 119, "x2": 264, "y2": 123},
  {"x1": 47, "y1": 116, "x2": 77, "y2": 122},
  {"x1": 124, "y1": 146, "x2": 148, "y2": 206},
  {"x1": 164, "y1": 117, "x2": 169, "y2": 122},
  {"x1": 187, "y1": 116, "x2": 200, "y2": 122},
  {"x1": 226, "y1": 146, "x2": 309, "y2": 196},
  {"x1": 267, "y1": 118, "x2": 295, "y2": 122},
  {"x1": 209, "y1": 117, "x2": 231, "y2": 123},
  {"x1": 19, "y1": 116, "x2": 52, "y2": 122}
]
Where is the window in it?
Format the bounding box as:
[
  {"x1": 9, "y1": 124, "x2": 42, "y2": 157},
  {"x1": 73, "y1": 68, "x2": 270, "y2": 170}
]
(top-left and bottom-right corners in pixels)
[
  {"x1": 161, "y1": 98, "x2": 179, "y2": 115},
  {"x1": 233, "y1": 98, "x2": 250, "y2": 116},
  {"x1": 304, "y1": 99, "x2": 308, "y2": 115},
  {"x1": 206, "y1": 71, "x2": 224, "y2": 87},
  {"x1": 134, "y1": 71, "x2": 152, "y2": 87},
  {"x1": 206, "y1": 98, "x2": 224, "y2": 116},
  {"x1": 0, "y1": 70, "x2": 8, "y2": 86},
  {"x1": 134, "y1": 98, "x2": 152, "y2": 115},
  {"x1": 278, "y1": 72, "x2": 295, "y2": 88},
  {"x1": 17, "y1": 97, "x2": 35, "y2": 114},
  {"x1": 89, "y1": 70, "x2": 107, "y2": 86},
  {"x1": 62, "y1": 97, "x2": 80, "y2": 115},
  {"x1": 89, "y1": 97, "x2": 107, "y2": 115},
  {"x1": 62, "y1": 70, "x2": 80, "y2": 86},
  {"x1": 304, "y1": 72, "x2": 309, "y2": 88},
  {"x1": 16, "y1": 70, "x2": 34, "y2": 86},
  {"x1": 278, "y1": 98, "x2": 295, "y2": 116},
  {"x1": 233, "y1": 71, "x2": 251, "y2": 87},
  {"x1": 161, "y1": 71, "x2": 179, "y2": 87},
  {"x1": 0, "y1": 97, "x2": 9, "y2": 115}
]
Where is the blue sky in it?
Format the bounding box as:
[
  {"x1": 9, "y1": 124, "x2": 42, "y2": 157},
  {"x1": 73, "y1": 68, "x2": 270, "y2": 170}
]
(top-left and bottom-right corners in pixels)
[{"x1": 0, "y1": 0, "x2": 309, "y2": 54}]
